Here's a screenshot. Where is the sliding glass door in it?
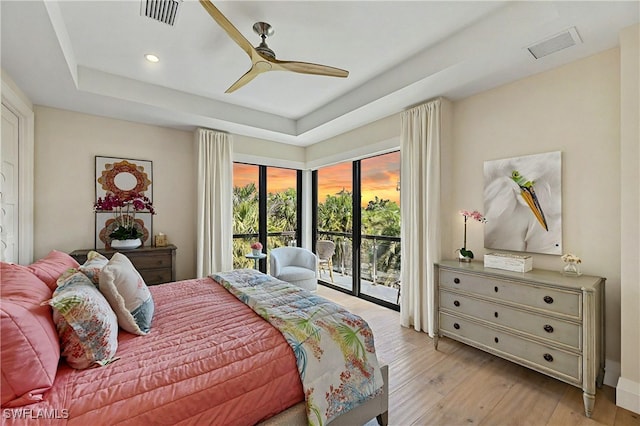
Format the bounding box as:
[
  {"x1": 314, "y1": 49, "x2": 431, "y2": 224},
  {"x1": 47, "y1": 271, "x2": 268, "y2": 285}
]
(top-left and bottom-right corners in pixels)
[
  {"x1": 232, "y1": 163, "x2": 259, "y2": 269},
  {"x1": 360, "y1": 152, "x2": 401, "y2": 305},
  {"x1": 266, "y1": 167, "x2": 299, "y2": 252},
  {"x1": 315, "y1": 151, "x2": 400, "y2": 309},
  {"x1": 233, "y1": 163, "x2": 300, "y2": 272},
  {"x1": 316, "y1": 162, "x2": 353, "y2": 292}
]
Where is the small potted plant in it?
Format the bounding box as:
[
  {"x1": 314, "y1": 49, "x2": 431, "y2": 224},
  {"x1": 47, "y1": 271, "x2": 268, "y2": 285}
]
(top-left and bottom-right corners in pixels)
[
  {"x1": 457, "y1": 209, "x2": 487, "y2": 262},
  {"x1": 250, "y1": 241, "x2": 263, "y2": 256},
  {"x1": 94, "y1": 192, "x2": 155, "y2": 249}
]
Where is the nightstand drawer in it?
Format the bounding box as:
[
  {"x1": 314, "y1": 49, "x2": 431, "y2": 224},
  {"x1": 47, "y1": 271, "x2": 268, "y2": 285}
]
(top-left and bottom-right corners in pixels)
[
  {"x1": 440, "y1": 313, "x2": 581, "y2": 383},
  {"x1": 139, "y1": 268, "x2": 173, "y2": 286},
  {"x1": 128, "y1": 253, "x2": 173, "y2": 270},
  {"x1": 70, "y1": 245, "x2": 176, "y2": 286},
  {"x1": 440, "y1": 290, "x2": 581, "y2": 349},
  {"x1": 439, "y1": 270, "x2": 581, "y2": 319}
]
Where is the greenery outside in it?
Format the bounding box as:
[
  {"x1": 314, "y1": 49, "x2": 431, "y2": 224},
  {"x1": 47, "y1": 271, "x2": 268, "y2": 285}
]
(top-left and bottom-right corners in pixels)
[{"x1": 233, "y1": 182, "x2": 401, "y2": 288}]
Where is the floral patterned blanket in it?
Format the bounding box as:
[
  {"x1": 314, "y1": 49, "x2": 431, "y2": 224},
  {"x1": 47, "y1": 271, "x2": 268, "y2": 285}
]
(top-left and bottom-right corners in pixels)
[{"x1": 211, "y1": 269, "x2": 384, "y2": 426}]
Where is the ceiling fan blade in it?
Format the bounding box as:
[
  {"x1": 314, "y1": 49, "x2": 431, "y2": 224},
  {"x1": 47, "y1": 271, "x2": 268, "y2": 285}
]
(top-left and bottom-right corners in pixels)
[
  {"x1": 273, "y1": 59, "x2": 349, "y2": 78},
  {"x1": 225, "y1": 66, "x2": 261, "y2": 93},
  {"x1": 199, "y1": 0, "x2": 255, "y2": 59}
]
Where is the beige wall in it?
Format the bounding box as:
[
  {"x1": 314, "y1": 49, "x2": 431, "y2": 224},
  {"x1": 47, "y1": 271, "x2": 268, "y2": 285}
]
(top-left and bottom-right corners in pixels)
[
  {"x1": 305, "y1": 112, "x2": 401, "y2": 169},
  {"x1": 450, "y1": 48, "x2": 622, "y2": 379},
  {"x1": 618, "y1": 23, "x2": 640, "y2": 413},
  {"x1": 233, "y1": 134, "x2": 306, "y2": 169},
  {"x1": 34, "y1": 106, "x2": 197, "y2": 280}
]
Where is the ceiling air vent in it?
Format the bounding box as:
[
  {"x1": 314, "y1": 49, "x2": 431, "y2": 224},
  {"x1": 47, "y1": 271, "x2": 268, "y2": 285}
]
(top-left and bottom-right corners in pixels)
[
  {"x1": 141, "y1": 0, "x2": 181, "y2": 26},
  {"x1": 527, "y1": 27, "x2": 582, "y2": 60}
]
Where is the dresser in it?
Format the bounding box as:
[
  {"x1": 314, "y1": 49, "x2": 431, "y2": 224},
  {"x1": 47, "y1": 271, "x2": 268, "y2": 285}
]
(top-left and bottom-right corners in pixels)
[
  {"x1": 70, "y1": 245, "x2": 177, "y2": 286},
  {"x1": 435, "y1": 260, "x2": 605, "y2": 417}
]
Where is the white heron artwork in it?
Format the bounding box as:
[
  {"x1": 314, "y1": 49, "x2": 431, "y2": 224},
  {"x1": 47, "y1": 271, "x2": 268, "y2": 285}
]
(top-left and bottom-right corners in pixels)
[{"x1": 484, "y1": 151, "x2": 562, "y2": 255}]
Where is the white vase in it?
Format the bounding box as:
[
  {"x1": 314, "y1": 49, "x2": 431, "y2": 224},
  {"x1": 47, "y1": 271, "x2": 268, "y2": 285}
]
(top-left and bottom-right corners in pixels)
[
  {"x1": 110, "y1": 238, "x2": 142, "y2": 250},
  {"x1": 251, "y1": 248, "x2": 261, "y2": 256},
  {"x1": 457, "y1": 249, "x2": 472, "y2": 263},
  {"x1": 562, "y1": 261, "x2": 581, "y2": 276}
]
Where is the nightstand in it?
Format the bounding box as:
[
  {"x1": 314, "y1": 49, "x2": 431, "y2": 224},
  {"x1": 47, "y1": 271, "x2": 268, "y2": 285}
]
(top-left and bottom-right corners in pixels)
[{"x1": 70, "y1": 245, "x2": 176, "y2": 285}]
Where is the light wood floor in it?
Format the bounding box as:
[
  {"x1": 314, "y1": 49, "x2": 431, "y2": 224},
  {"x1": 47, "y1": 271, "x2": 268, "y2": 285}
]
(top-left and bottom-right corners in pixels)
[{"x1": 317, "y1": 286, "x2": 640, "y2": 426}]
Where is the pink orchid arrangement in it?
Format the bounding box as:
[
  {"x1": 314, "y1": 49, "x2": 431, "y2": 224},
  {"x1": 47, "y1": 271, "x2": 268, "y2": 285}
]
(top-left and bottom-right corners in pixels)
[
  {"x1": 458, "y1": 209, "x2": 487, "y2": 260},
  {"x1": 94, "y1": 192, "x2": 155, "y2": 240},
  {"x1": 250, "y1": 241, "x2": 263, "y2": 250}
]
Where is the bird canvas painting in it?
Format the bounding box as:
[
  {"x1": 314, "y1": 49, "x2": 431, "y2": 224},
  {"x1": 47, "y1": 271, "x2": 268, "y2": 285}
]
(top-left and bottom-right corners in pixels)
[{"x1": 484, "y1": 151, "x2": 562, "y2": 255}]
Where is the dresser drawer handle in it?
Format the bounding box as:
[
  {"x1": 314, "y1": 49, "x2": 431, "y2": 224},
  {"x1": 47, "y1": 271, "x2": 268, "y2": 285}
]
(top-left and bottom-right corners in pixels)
[
  {"x1": 453, "y1": 323, "x2": 460, "y2": 330},
  {"x1": 454, "y1": 278, "x2": 460, "y2": 284},
  {"x1": 543, "y1": 353, "x2": 554, "y2": 362},
  {"x1": 494, "y1": 286, "x2": 499, "y2": 293},
  {"x1": 494, "y1": 312, "x2": 499, "y2": 318},
  {"x1": 494, "y1": 337, "x2": 499, "y2": 343},
  {"x1": 544, "y1": 324, "x2": 554, "y2": 333},
  {"x1": 453, "y1": 300, "x2": 460, "y2": 307},
  {"x1": 543, "y1": 296, "x2": 554, "y2": 304}
]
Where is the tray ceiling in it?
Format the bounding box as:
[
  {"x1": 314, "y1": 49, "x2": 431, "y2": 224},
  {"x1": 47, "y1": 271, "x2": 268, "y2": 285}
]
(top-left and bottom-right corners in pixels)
[{"x1": 1, "y1": 1, "x2": 637, "y2": 146}]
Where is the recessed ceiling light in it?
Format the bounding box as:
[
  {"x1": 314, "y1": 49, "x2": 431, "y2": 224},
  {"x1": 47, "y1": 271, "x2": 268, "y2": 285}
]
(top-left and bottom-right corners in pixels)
[{"x1": 145, "y1": 54, "x2": 160, "y2": 63}]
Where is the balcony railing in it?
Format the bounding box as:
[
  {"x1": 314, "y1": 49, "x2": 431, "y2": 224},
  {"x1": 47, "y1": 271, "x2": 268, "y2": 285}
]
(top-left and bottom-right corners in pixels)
[
  {"x1": 233, "y1": 230, "x2": 401, "y2": 306},
  {"x1": 318, "y1": 230, "x2": 401, "y2": 296},
  {"x1": 232, "y1": 231, "x2": 297, "y2": 270}
]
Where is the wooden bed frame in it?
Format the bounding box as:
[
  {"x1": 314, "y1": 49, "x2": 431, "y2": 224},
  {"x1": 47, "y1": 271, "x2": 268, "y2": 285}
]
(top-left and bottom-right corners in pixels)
[{"x1": 261, "y1": 364, "x2": 389, "y2": 426}]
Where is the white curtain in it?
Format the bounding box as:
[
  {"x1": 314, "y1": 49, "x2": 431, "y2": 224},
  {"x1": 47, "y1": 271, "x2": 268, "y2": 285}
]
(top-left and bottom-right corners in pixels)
[
  {"x1": 196, "y1": 128, "x2": 233, "y2": 277},
  {"x1": 400, "y1": 99, "x2": 441, "y2": 335}
]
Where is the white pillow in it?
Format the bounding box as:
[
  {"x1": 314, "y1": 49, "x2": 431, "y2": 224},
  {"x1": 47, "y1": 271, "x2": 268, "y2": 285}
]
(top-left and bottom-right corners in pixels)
[
  {"x1": 98, "y1": 253, "x2": 154, "y2": 335},
  {"x1": 78, "y1": 251, "x2": 109, "y2": 285}
]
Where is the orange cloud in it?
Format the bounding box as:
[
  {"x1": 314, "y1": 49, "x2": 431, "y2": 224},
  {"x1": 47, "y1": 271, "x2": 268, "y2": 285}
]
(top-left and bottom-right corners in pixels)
[{"x1": 234, "y1": 151, "x2": 400, "y2": 207}]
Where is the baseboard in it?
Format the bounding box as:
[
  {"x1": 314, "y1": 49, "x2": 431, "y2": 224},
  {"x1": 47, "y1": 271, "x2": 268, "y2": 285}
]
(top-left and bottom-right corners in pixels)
[
  {"x1": 616, "y1": 377, "x2": 640, "y2": 414},
  {"x1": 604, "y1": 359, "x2": 620, "y2": 387}
]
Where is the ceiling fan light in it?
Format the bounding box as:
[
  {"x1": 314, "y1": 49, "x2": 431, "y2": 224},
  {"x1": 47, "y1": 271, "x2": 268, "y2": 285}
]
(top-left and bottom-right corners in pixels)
[{"x1": 145, "y1": 53, "x2": 160, "y2": 63}]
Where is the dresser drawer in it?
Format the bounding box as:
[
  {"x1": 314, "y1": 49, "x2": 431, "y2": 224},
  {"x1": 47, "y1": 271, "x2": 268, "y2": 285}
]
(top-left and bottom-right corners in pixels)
[
  {"x1": 439, "y1": 270, "x2": 581, "y2": 319},
  {"x1": 440, "y1": 312, "x2": 581, "y2": 383},
  {"x1": 440, "y1": 290, "x2": 581, "y2": 349}
]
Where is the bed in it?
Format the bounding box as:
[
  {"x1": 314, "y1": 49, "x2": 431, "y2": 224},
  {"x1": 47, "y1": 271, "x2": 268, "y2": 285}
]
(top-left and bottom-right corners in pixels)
[{"x1": 1, "y1": 251, "x2": 388, "y2": 425}]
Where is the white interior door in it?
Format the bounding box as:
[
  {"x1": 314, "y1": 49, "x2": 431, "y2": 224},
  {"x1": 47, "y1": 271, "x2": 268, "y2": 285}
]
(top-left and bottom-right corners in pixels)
[{"x1": 1, "y1": 103, "x2": 20, "y2": 263}]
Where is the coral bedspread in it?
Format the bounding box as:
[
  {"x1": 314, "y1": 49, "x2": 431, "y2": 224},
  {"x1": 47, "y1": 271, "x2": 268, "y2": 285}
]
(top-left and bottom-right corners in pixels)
[{"x1": 5, "y1": 278, "x2": 303, "y2": 425}]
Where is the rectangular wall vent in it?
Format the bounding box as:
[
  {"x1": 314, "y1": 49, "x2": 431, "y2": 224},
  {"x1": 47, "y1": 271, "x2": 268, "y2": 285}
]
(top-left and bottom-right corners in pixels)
[
  {"x1": 527, "y1": 27, "x2": 582, "y2": 60},
  {"x1": 141, "y1": 0, "x2": 181, "y2": 26}
]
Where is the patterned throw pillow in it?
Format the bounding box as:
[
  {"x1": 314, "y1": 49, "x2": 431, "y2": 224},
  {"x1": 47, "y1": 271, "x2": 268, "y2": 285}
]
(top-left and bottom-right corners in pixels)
[
  {"x1": 99, "y1": 253, "x2": 154, "y2": 335},
  {"x1": 47, "y1": 271, "x2": 119, "y2": 369},
  {"x1": 78, "y1": 251, "x2": 109, "y2": 285}
]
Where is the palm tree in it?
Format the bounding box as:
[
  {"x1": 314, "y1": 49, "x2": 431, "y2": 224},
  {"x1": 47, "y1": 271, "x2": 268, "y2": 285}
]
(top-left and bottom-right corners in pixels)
[
  {"x1": 318, "y1": 189, "x2": 353, "y2": 233},
  {"x1": 267, "y1": 188, "x2": 297, "y2": 247},
  {"x1": 233, "y1": 183, "x2": 259, "y2": 268},
  {"x1": 317, "y1": 189, "x2": 353, "y2": 275},
  {"x1": 362, "y1": 196, "x2": 401, "y2": 285}
]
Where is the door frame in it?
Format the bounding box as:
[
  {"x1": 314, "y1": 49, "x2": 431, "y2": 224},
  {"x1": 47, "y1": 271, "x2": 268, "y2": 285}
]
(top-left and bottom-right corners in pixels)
[{"x1": 1, "y1": 75, "x2": 35, "y2": 264}]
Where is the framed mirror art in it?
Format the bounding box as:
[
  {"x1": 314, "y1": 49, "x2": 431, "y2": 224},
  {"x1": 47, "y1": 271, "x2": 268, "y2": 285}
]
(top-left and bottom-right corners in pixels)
[{"x1": 95, "y1": 156, "x2": 153, "y2": 249}]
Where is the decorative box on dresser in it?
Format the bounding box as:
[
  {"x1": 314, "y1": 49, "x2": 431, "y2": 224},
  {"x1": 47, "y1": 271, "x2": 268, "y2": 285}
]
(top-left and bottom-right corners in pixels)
[
  {"x1": 434, "y1": 260, "x2": 605, "y2": 418},
  {"x1": 70, "y1": 245, "x2": 177, "y2": 286}
]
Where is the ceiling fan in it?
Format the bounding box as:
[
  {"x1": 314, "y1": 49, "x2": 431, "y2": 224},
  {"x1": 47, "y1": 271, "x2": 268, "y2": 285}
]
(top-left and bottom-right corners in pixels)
[{"x1": 199, "y1": 0, "x2": 349, "y2": 93}]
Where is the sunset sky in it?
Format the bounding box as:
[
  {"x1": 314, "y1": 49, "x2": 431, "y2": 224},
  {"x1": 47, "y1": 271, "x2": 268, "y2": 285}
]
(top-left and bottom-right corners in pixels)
[{"x1": 233, "y1": 152, "x2": 400, "y2": 207}]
